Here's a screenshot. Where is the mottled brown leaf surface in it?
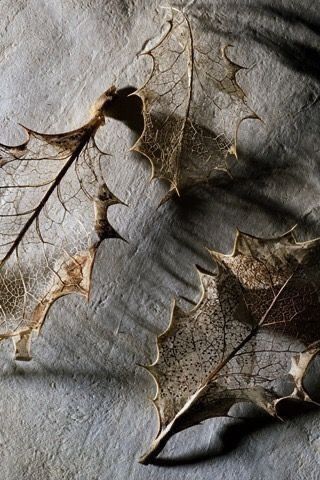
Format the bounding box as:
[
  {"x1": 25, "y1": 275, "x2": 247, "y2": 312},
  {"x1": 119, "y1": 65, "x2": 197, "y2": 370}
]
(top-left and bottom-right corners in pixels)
[
  {"x1": 141, "y1": 230, "x2": 320, "y2": 463},
  {"x1": 133, "y1": 8, "x2": 257, "y2": 199},
  {"x1": 0, "y1": 86, "x2": 123, "y2": 360}
]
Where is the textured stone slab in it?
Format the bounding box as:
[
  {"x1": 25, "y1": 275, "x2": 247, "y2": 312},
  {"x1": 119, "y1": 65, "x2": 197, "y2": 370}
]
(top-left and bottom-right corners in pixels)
[{"x1": 0, "y1": 1, "x2": 319, "y2": 478}]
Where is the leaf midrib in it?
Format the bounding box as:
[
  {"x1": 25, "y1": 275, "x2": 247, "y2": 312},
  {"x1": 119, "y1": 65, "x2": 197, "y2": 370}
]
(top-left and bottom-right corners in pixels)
[{"x1": 0, "y1": 131, "x2": 91, "y2": 268}]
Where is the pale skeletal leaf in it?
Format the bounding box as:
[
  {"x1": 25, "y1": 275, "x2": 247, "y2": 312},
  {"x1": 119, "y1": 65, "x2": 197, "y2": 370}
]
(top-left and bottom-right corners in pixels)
[
  {"x1": 141, "y1": 230, "x2": 320, "y2": 463},
  {"x1": 133, "y1": 8, "x2": 258, "y2": 200},
  {"x1": 0, "y1": 86, "x2": 124, "y2": 360}
]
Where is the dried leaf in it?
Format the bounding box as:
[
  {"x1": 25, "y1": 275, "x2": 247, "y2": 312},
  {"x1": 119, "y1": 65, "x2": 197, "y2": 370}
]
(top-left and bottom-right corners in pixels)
[
  {"x1": 0, "y1": 86, "x2": 124, "y2": 360},
  {"x1": 141, "y1": 229, "x2": 320, "y2": 463},
  {"x1": 133, "y1": 8, "x2": 257, "y2": 199}
]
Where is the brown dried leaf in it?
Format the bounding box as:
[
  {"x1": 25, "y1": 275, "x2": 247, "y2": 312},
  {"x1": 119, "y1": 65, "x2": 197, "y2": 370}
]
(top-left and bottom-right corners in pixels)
[
  {"x1": 141, "y1": 230, "x2": 320, "y2": 463},
  {"x1": 133, "y1": 8, "x2": 257, "y2": 199},
  {"x1": 0, "y1": 86, "x2": 124, "y2": 360}
]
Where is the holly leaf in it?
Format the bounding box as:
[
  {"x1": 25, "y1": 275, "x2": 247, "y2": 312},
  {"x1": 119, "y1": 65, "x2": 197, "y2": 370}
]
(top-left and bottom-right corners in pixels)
[
  {"x1": 140, "y1": 230, "x2": 320, "y2": 463},
  {"x1": 0, "y1": 86, "x2": 124, "y2": 361},
  {"x1": 133, "y1": 8, "x2": 257, "y2": 200}
]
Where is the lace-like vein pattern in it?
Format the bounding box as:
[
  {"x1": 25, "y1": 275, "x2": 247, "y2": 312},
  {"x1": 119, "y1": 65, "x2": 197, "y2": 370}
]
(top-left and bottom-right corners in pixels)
[
  {"x1": 134, "y1": 9, "x2": 257, "y2": 197},
  {"x1": 0, "y1": 87, "x2": 122, "y2": 360},
  {"x1": 141, "y1": 230, "x2": 320, "y2": 463}
]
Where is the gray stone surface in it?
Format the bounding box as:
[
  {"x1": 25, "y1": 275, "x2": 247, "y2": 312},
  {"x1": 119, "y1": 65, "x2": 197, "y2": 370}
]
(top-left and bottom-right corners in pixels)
[{"x1": 0, "y1": 0, "x2": 320, "y2": 478}]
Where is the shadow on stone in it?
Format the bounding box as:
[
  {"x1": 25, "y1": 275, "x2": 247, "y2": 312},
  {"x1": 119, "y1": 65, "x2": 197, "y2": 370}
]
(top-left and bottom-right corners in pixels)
[{"x1": 151, "y1": 402, "x2": 319, "y2": 467}]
